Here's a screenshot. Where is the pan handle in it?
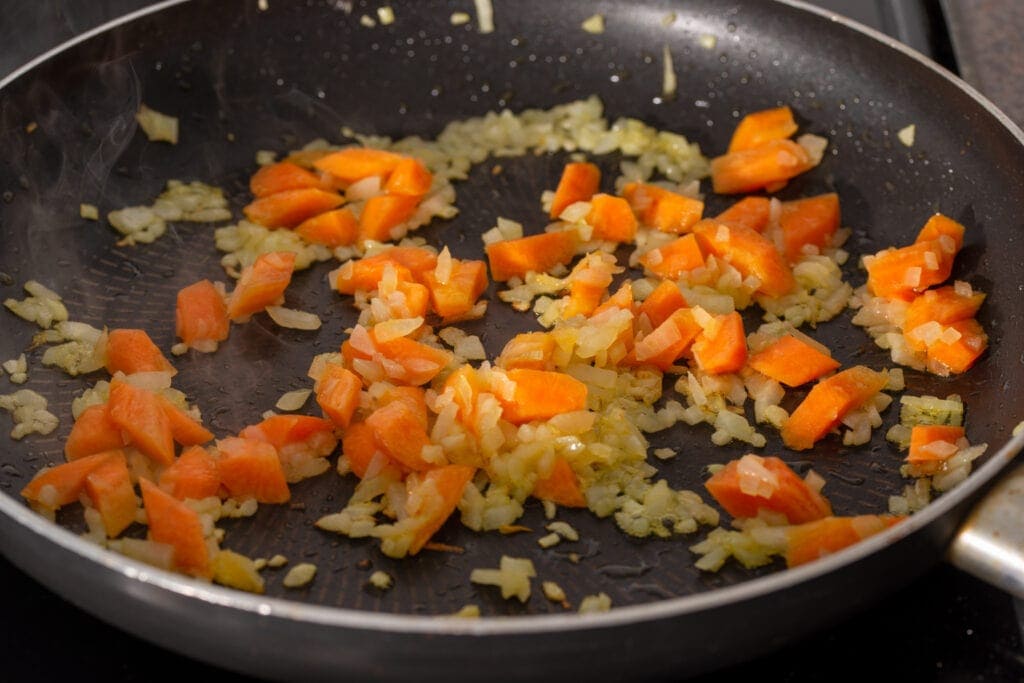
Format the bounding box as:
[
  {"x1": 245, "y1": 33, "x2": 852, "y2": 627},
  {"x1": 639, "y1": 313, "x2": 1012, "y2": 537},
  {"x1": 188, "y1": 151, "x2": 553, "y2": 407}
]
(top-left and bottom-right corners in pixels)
[{"x1": 948, "y1": 462, "x2": 1024, "y2": 598}]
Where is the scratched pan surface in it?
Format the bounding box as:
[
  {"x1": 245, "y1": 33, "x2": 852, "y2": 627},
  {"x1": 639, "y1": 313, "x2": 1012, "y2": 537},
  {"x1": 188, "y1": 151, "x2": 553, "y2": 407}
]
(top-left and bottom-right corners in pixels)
[{"x1": 1, "y1": 0, "x2": 1024, "y2": 680}]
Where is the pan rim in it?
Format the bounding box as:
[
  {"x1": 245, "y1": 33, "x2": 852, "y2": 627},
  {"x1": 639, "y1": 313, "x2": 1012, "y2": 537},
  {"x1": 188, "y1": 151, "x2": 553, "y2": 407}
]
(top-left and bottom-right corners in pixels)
[
  {"x1": 2, "y1": 0, "x2": 1024, "y2": 638},
  {"x1": 3, "y1": 432, "x2": 1023, "y2": 636}
]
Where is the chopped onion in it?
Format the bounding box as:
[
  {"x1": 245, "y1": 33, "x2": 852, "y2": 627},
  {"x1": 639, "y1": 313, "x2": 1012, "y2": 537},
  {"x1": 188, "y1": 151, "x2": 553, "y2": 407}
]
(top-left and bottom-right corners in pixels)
[
  {"x1": 953, "y1": 280, "x2": 973, "y2": 297},
  {"x1": 581, "y1": 14, "x2": 605, "y2": 34},
  {"x1": 346, "y1": 175, "x2": 382, "y2": 202},
  {"x1": 473, "y1": 0, "x2": 494, "y2": 34},
  {"x1": 373, "y1": 316, "x2": 423, "y2": 342},
  {"x1": 434, "y1": 246, "x2": 453, "y2": 285},
  {"x1": 897, "y1": 124, "x2": 916, "y2": 147},
  {"x1": 135, "y1": 104, "x2": 179, "y2": 144},
  {"x1": 275, "y1": 389, "x2": 312, "y2": 411},
  {"x1": 662, "y1": 44, "x2": 677, "y2": 98},
  {"x1": 559, "y1": 200, "x2": 592, "y2": 223},
  {"x1": 804, "y1": 469, "x2": 826, "y2": 493},
  {"x1": 578, "y1": 592, "x2": 612, "y2": 614},
  {"x1": 469, "y1": 555, "x2": 535, "y2": 602},
  {"x1": 736, "y1": 454, "x2": 778, "y2": 498},
  {"x1": 797, "y1": 134, "x2": 828, "y2": 166},
  {"x1": 266, "y1": 306, "x2": 322, "y2": 330},
  {"x1": 939, "y1": 326, "x2": 962, "y2": 345}
]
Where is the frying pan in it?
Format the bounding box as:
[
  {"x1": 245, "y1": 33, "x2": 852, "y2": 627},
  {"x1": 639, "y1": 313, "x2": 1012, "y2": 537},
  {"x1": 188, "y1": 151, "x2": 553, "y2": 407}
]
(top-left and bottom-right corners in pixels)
[{"x1": 2, "y1": 0, "x2": 1024, "y2": 680}]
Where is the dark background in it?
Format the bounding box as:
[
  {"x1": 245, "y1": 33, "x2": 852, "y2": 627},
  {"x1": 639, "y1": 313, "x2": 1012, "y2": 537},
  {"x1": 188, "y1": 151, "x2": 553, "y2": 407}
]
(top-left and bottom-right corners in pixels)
[{"x1": 2, "y1": 1, "x2": 1024, "y2": 681}]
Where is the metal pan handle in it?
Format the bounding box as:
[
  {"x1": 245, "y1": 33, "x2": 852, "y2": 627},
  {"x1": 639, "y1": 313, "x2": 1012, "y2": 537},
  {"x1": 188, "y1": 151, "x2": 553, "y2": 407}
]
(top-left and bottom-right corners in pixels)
[{"x1": 948, "y1": 462, "x2": 1024, "y2": 597}]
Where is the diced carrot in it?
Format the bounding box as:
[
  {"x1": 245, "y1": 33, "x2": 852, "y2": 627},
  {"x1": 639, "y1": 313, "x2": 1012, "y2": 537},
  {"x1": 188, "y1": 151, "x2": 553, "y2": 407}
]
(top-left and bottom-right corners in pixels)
[
  {"x1": 377, "y1": 385, "x2": 429, "y2": 430},
  {"x1": 692, "y1": 311, "x2": 747, "y2": 375},
  {"x1": 704, "y1": 454, "x2": 832, "y2": 524},
  {"x1": 422, "y1": 259, "x2": 489, "y2": 320},
  {"x1": 591, "y1": 281, "x2": 635, "y2": 317},
  {"x1": 175, "y1": 280, "x2": 229, "y2": 349},
  {"x1": 107, "y1": 380, "x2": 175, "y2": 466},
  {"x1": 638, "y1": 280, "x2": 688, "y2": 329},
  {"x1": 496, "y1": 332, "x2": 556, "y2": 371},
  {"x1": 633, "y1": 308, "x2": 702, "y2": 370},
  {"x1": 747, "y1": 334, "x2": 840, "y2": 387},
  {"x1": 104, "y1": 328, "x2": 175, "y2": 376},
  {"x1": 727, "y1": 106, "x2": 799, "y2": 153},
  {"x1": 159, "y1": 445, "x2": 222, "y2": 501},
  {"x1": 903, "y1": 285, "x2": 985, "y2": 352},
  {"x1": 392, "y1": 279, "x2": 430, "y2": 318},
  {"x1": 710, "y1": 139, "x2": 813, "y2": 195},
  {"x1": 312, "y1": 148, "x2": 404, "y2": 184},
  {"x1": 586, "y1": 194, "x2": 638, "y2": 243},
  {"x1": 84, "y1": 452, "x2": 137, "y2": 537},
  {"x1": 365, "y1": 400, "x2": 435, "y2": 471},
  {"x1": 226, "y1": 251, "x2": 296, "y2": 321},
  {"x1": 532, "y1": 456, "x2": 587, "y2": 508},
  {"x1": 216, "y1": 437, "x2": 291, "y2": 503},
  {"x1": 638, "y1": 233, "x2": 706, "y2": 280},
  {"x1": 907, "y1": 425, "x2": 965, "y2": 473},
  {"x1": 365, "y1": 331, "x2": 453, "y2": 386},
  {"x1": 250, "y1": 161, "x2": 331, "y2": 198},
  {"x1": 926, "y1": 317, "x2": 988, "y2": 376},
  {"x1": 21, "y1": 450, "x2": 119, "y2": 508},
  {"x1": 499, "y1": 368, "x2": 588, "y2": 424},
  {"x1": 244, "y1": 413, "x2": 328, "y2": 441},
  {"x1": 916, "y1": 213, "x2": 965, "y2": 252},
  {"x1": 139, "y1": 478, "x2": 212, "y2": 578},
  {"x1": 405, "y1": 464, "x2": 476, "y2": 555},
  {"x1": 64, "y1": 403, "x2": 126, "y2": 461},
  {"x1": 158, "y1": 395, "x2": 214, "y2": 447},
  {"x1": 294, "y1": 207, "x2": 359, "y2": 247},
  {"x1": 563, "y1": 279, "x2": 608, "y2": 320},
  {"x1": 341, "y1": 421, "x2": 381, "y2": 479},
  {"x1": 333, "y1": 246, "x2": 439, "y2": 294},
  {"x1": 334, "y1": 262, "x2": 411, "y2": 296},
  {"x1": 371, "y1": 246, "x2": 440, "y2": 277},
  {"x1": 864, "y1": 240, "x2": 956, "y2": 300},
  {"x1": 623, "y1": 182, "x2": 704, "y2": 234},
  {"x1": 778, "y1": 192, "x2": 840, "y2": 263},
  {"x1": 238, "y1": 414, "x2": 337, "y2": 454},
  {"x1": 358, "y1": 193, "x2": 421, "y2": 242},
  {"x1": 561, "y1": 255, "x2": 615, "y2": 320},
  {"x1": 905, "y1": 285, "x2": 985, "y2": 329},
  {"x1": 549, "y1": 162, "x2": 601, "y2": 219},
  {"x1": 780, "y1": 365, "x2": 889, "y2": 451},
  {"x1": 716, "y1": 196, "x2": 772, "y2": 233},
  {"x1": 384, "y1": 157, "x2": 433, "y2": 196},
  {"x1": 693, "y1": 219, "x2": 796, "y2": 297},
  {"x1": 485, "y1": 231, "x2": 579, "y2": 282},
  {"x1": 785, "y1": 515, "x2": 903, "y2": 567},
  {"x1": 441, "y1": 365, "x2": 488, "y2": 426},
  {"x1": 315, "y1": 363, "x2": 363, "y2": 428},
  {"x1": 243, "y1": 188, "x2": 345, "y2": 228}
]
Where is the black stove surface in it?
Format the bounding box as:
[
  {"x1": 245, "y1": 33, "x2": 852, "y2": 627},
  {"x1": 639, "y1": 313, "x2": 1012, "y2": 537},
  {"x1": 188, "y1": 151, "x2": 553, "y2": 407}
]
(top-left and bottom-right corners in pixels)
[{"x1": 2, "y1": 1, "x2": 1024, "y2": 682}]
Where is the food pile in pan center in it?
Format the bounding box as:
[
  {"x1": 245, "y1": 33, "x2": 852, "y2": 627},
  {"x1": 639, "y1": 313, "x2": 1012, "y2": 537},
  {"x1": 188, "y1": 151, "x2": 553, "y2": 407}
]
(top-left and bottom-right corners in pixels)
[{"x1": 4, "y1": 97, "x2": 989, "y2": 609}]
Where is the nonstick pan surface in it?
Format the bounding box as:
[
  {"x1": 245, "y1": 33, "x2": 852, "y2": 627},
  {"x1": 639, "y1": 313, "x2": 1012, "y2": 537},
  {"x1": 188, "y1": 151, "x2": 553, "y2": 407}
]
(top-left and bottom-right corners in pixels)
[{"x1": 2, "y1": 0, "x2": 1024, "y2": 680}]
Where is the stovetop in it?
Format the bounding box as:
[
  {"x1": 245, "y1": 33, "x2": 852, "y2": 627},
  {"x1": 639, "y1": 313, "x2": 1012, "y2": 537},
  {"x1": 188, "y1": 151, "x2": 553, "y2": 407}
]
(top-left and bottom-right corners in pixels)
[{"x1": 2, "y1": 1, "x2": 1024, "y2": 681}]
